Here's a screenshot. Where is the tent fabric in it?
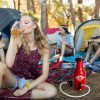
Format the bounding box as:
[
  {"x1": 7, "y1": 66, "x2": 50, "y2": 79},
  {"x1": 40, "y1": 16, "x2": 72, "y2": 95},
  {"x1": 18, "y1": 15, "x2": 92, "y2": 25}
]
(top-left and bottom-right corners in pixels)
[
  {"x1": 47, "y1": 19, "x2": 100, "y2": 52},
  {"x1": 0, "y1": 8, "x2": 21, "y2": 32},
  {"x1": 75, "y1": 19, "x2": 100, "y2": 52},
  {"x1": 80, "y1": 24, "x2": 100, "y2": 51},
  {"x1": 63, "y1": 52, "x2": 86, "y2": 63},
  {"x1": 47, "y1": 30, "x2": 59, "y2": 44},
  {"x1": 81, "y1": 24, "x2": 100, "y2": 29},
  {"x1": 47, "y1": 28, "x2": 59, "y2": 34},
  {"x1": 80, "y1": 27, "x2": 94, "y2": 51}
]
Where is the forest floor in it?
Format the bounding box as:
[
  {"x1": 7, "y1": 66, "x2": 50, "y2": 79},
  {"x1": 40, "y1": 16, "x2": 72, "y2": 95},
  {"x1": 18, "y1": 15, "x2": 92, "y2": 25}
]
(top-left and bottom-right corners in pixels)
[{"x1": 49, "y1": 73, "x2": 100, "y2": 100}]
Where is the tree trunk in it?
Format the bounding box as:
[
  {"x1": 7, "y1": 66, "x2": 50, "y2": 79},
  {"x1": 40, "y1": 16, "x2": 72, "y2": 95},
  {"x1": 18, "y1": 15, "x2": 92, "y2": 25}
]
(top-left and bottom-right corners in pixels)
[
  {"x1": 68, "y1": 0, "x2": 76, "y2": 28},
  {"x1": 78, "y1": 0, "x2": 83, "y2": 22},
  {"x1": 13, "y1": 0, "x2": 16, "y2": 9},
  {"x1": 41, "y1": 0, "x2": 48, "y2": 35},
  {"x1": 94, "y1": 0, "x2": 100, "y2": 18},
  {"x1": 18, "y1": 0, "x2": 20, "y2": 11},
  {"x1": 31, "y1": 0, "x2": 36, "y2": 13},
  {"x1": 27, "y1": 0, "x2": 31, "y2": 10}
]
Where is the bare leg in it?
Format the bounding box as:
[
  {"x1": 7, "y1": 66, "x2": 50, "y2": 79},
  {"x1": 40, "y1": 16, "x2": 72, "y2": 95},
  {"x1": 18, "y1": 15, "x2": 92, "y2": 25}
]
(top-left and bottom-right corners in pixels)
[
  {"x1": 0, "y1": 62, "x2": 16, "y2": 88},
  {"x1": 65, "y1": 46, "x2": 73, "y2": 54},
  {"x1": 85, "y1": 43, "x2": 94, "y2": 61},
  {"x1": 31, "y1": 82, "x2": 57, "y2": 99},
  {"x1": 90, "y1": 47, "x2": 100, "y2": 64},
  {"x1": 0, "y1": 62, "x2": 4, "y2": 87}
]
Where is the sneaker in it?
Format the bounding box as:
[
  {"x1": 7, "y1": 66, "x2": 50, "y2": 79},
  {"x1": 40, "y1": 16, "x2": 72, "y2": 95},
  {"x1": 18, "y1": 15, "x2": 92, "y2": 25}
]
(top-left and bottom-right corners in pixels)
[
  {"x1": 84, "y1": 61, "x2": 90, "y2": 66},
  {"x1": 92, "y1": 71, "x2": 96, "y2": 74},
  {"x1": 61, "y1": 63, "x2": 75, "y2": 69}
]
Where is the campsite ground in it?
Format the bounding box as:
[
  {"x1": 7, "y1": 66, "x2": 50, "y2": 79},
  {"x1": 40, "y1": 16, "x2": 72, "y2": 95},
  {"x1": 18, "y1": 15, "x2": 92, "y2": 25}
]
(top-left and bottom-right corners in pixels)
[{"x1": 49, "y1": 73, "x2": 100, "y2": 100}]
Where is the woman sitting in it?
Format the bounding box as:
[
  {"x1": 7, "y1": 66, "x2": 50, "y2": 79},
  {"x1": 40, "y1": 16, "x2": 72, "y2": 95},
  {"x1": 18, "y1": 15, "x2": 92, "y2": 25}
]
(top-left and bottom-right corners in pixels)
[
  {"x1": 53, "y1": 25, "x2": 74, "y2": 61},
  {"x1": 84, "y1": 37, "x2": 100, "y2": 64},
  {"x1": 0, "y1": 12, "x2": 57, "y2": 99}
]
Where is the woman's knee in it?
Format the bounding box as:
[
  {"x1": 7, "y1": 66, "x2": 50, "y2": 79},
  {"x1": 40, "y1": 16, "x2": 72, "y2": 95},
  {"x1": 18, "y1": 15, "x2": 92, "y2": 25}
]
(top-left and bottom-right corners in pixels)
[
  {"x1": 89, "y1": 43, "x2": 94, "y2": 48},
  {"x1": 45, "y1": 83, "x2": 57, "y2": 97},
  {"x1": 50, "y1": 85, "x2": 57, "y2": 97}
]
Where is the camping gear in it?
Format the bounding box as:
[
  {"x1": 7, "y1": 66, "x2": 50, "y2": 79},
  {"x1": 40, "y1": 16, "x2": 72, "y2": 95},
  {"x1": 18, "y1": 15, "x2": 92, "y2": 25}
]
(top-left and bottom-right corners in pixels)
[
  {"x1": 84, "y1": 61, "x2": 100, "y2": 72},
  {"x1": 0, "y1": 8, "x2": 21, "y2": 34},
  {"x1": 59, "y1": 57, "x2": 90, "y2": 98},
  {"x1": 47, "y1": 19, "x2": 100, "y2": 53},
  {"x1": 61, "y1": 63, "x2": 75, "y2": 69},
  {"x1": 62, "y1": 51, "x2": 86, "y2": 63},
  {"x1": 74, "y1": 56, "x2": 86, "y2": 91},
  {"x1": 75, "y1": 19, "x2": 100, "y2": 52}
]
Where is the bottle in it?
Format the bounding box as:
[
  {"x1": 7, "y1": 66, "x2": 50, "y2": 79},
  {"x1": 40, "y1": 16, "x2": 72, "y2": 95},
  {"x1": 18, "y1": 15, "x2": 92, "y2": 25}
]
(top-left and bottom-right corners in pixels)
[{"x1": 74, "y1": 56, "x2": 86, "y2": 91}]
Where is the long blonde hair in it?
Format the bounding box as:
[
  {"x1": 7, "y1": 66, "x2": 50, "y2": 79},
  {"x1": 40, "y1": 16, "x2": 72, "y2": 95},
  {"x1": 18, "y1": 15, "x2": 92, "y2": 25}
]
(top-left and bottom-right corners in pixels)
[{"x1": 21, "y1": 12, "x2": 49, "y2": 56}]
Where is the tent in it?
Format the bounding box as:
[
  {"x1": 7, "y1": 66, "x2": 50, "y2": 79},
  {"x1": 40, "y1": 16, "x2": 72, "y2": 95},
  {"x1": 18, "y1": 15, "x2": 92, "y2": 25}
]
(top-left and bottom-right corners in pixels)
[
  {"x1": 47, "y1": 28, "x2": 59, "y2": 44},
  {"x1": 46, "y1": 19, "x2": 100, "y2": 54},
  {"x1": 74, "y1": 19, "x2": 100, "y2": 52},
  {"x1": 47, "y1": 19, "x2": 100, "y2": 62}
]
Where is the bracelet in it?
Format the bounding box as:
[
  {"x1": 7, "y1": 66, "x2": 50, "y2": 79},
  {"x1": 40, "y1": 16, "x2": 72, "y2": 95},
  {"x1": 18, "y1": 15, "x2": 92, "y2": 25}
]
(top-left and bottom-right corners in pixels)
[{"x1": 26, "y1": 80, "x2": 30, "y2": 90}]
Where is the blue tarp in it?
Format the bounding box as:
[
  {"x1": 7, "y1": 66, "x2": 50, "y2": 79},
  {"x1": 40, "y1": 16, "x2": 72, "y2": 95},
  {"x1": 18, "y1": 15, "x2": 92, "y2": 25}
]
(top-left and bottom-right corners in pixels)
[{"x1": 63, "y1": 52, "x2": 86, "y2": 63}]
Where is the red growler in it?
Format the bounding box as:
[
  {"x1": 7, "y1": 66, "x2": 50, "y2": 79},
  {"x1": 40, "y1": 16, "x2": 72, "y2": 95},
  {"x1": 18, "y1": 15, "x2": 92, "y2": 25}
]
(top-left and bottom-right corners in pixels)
[{"x1": 74, "y1": 56, "x2": 86, "y2": 91}]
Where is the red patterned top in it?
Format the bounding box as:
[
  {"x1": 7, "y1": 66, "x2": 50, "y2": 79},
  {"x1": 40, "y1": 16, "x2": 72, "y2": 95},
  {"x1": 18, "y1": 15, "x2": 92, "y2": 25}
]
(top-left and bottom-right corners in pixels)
[{"x1": 10, "y1": 45, "x2": 41, "y2": 79}]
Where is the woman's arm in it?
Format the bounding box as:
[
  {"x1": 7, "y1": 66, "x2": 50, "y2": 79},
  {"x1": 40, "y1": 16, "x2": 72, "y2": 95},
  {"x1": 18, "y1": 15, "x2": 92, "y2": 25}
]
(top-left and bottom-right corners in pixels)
[
  {"x1": 0, "y1": 48, "x2": 5, "y2": 62},
  {"x1": 6, "y1": 35, "x2": 21, "y2": 67},
  {"x1": 6, "y1": 21, "x2": 22, "y2": 67},
  {"x1": 6, "y1": 35, "x2": 17, "y2": 67},
  {"x1": 27, "y1": 49, "x2": 49, "y2": 90},
  {"x1": 0, "y1": 41, "x2": 5, "y2": 62}
]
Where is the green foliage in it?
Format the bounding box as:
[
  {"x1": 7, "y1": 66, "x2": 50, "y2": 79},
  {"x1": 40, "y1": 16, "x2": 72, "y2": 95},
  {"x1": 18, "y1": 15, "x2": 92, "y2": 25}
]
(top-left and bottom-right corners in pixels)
[
  {"x1": 47, "y1": 0, "x2": 70, "y2": 27},
  {"x1": 0, "y1": 0, "x2": 9, "y2": 7},
  {"x1": 47, "y1": 0, "x2": 96, "y2": 28},
  {"x1": 0, "y1": 0, "x2": 96, "y2": 28},
  {"x1": 0, "y1": 0, "x2": 2, "y2": 7}
]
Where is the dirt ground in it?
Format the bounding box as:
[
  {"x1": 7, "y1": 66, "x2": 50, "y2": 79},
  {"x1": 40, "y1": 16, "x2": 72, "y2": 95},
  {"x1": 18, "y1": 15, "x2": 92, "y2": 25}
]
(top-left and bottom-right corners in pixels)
[
  {"x1": 49, "y1": 73, "x2": 100, "y2": 100},
  {"x1": 0, "y1": 70, "x2": 99, "y2": 100}
]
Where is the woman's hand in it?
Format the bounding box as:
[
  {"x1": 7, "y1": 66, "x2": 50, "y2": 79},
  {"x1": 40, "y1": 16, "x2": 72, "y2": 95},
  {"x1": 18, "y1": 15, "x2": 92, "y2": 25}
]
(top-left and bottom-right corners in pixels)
[
  {"x1": 13, "y1": 87, "x2": 28, "y2": 96},
  {"x1": 11, "y1": 21, "x2": 22, "y2": 38},
  {"x1": 53, "y1": 54, "x2": 60, "y2": 61},
  {"x1": 11, "y1": 21, "x2": 19, "y2": 30}
]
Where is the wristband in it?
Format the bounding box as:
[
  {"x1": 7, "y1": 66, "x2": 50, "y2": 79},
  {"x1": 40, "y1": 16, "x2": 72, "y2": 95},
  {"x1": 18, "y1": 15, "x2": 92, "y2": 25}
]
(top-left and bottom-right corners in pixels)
[{"x1": 26, "y1": 80, "x2": 30, "y2": 90}]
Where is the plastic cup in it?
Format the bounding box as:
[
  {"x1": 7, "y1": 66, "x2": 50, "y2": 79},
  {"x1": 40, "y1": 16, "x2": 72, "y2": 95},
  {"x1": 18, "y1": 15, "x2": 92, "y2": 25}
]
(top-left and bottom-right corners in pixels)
[{"x1": 11, "y1": 24, "x2": 21, "y2": 37}]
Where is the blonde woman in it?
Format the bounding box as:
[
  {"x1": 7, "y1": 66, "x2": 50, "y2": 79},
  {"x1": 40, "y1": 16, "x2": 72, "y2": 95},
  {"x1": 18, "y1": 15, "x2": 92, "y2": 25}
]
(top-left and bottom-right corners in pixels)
[{"x1": 0, "y1": 12, "x2": 57, "y2": 99}]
